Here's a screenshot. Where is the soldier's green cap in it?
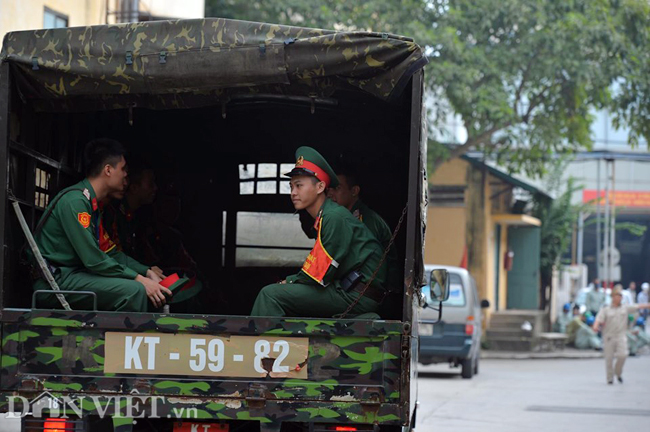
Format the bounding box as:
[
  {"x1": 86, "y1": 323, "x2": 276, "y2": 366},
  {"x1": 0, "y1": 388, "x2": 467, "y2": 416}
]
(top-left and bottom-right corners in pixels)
[
  {"x1": 160, "y1": 271, "x2": 203, "y2": 304},
  {"x1": 284, "y1": 146, "x2": 339, "y2": 188},
  {"x1": 170, "y1": 277, "x2": 203, "y2": 304}
]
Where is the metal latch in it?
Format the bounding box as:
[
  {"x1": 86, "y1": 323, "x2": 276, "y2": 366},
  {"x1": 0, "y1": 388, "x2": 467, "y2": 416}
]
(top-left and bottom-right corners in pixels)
[
  {"x1": 401, "y1": 335, "x2": 410, "y2": 360},
  {"x1": 31, "y1": 57, "x2": 39, "y2": 70},
  {"x1": 246, "y1": 384, "x2": 267, "y2": 407},
  {"x1": 159, "y1": 51, "x2": 167, "y2": 64},
  {"x1": 125, "y1": 50, "x2": 133, "y2": 65}
]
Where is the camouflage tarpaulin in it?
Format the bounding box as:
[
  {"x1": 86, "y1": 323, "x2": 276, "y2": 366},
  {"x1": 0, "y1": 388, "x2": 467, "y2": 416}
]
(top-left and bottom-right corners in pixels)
[{"x1": 0, "y1": 18, "x2": 427, "y2": 110}]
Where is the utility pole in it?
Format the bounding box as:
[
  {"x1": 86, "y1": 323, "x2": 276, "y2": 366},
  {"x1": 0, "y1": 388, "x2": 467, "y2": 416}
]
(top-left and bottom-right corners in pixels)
[
  {"x1": 609, "y1": 159, "x2": 616, "y2": 284},
  {"x1": 577, "y1": 211, "x2": 584, "y2": 266},
  {"x1": 596, "y1": 159, "x2": 601, "y2": 280},
  {"x1": 603, "y1": 160, "x2": 610, "y2": 286}
]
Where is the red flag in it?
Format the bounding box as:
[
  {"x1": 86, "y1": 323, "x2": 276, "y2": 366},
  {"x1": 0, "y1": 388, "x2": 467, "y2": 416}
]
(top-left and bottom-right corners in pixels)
[{"x1": 459, "y1": 245, "x2": 468, "y2": 269}]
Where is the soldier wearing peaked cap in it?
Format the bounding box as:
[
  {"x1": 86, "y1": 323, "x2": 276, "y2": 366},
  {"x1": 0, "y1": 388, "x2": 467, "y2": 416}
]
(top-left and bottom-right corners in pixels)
[
  {"x1": 251, "y1": 146, "x2": 388, "y2": 317},
  {"x1": 328, "y1": 164, "x2": 400, "y2": 292}
]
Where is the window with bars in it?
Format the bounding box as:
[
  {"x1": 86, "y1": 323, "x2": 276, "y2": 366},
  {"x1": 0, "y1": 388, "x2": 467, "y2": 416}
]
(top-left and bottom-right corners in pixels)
[
  {"x1": 34, "y1": 167, "x2": 51, "y2": 209},
  {"x1": 238, "y1": 163, "x2": 294, "y2": 195}
]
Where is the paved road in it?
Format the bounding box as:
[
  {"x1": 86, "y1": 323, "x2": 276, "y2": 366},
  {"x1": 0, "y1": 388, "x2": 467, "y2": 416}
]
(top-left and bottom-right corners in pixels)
[{"x1": 416, "y1": 354, "x2": 650, "y2": 432}]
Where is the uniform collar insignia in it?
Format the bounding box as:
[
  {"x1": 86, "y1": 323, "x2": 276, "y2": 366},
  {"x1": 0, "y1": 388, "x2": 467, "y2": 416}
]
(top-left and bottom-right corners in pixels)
[
  {"x1": 352, "y1": 209, "x2": 361, "y2": 220},
  {"x1": 83, "y1": 188, "x2": 91, "y2": 200},
  {"x1": 313, "y1": 208, "x2": 324, "y2": 230}
]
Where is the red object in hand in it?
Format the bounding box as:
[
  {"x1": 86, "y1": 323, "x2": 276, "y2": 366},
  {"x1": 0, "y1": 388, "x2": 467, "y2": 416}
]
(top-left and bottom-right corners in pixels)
[{"x1": 160, "y1": 273, "x2": 180, "y2": 288}]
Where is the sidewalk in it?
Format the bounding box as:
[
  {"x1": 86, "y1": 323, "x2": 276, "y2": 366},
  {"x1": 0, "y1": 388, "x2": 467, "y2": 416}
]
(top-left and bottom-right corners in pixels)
[{"x1": 481, "y1": 347, "x2": 603, "y2": 360}]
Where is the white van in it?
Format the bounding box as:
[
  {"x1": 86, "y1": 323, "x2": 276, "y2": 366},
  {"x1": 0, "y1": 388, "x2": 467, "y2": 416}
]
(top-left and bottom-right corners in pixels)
[{"x1": 419, "y1": 265, "x2": 489, "y2": 378}]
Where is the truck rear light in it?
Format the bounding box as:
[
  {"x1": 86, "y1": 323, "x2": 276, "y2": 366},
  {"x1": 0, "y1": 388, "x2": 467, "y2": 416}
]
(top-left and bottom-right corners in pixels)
[
  {"x1": 43, "y1": 419, "x2": 74, "y2": 431},
  {"x1": 330, "y1": 427, "x2": 358, "y2": 431},
  {"x1": 465, "y1": 315, "x2": 475, "y2": 335}
]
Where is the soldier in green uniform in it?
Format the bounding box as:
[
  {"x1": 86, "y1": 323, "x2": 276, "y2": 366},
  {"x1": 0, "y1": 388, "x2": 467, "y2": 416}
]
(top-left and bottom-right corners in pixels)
[
  {"x1": 250, "y1": 147, "x2": 388, "y2": 317},
  {"x1": 33, "y1": 138, "x2": 172, "y2": 312},
  {"x1": 328, "y1": 166, "x2": 400, "y2": 290},
  {"x1": 103, "y1": 157, "x2": 157, "y2": 261}
]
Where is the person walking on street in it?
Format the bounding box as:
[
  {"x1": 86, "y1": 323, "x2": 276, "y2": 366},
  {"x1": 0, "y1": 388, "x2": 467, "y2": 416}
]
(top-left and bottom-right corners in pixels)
[
  {"x1": 586, "y1": 279, "x2": 606, "y2": 316},
  {"x1": 592, "y1": 285, "x2": 650, "y2": 384}
]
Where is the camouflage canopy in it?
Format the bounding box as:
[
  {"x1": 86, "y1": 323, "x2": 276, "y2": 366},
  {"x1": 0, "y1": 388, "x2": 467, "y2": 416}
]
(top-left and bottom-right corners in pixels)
[{"x1": 0, "y1": 18, "x2": 427, "y2": 111}]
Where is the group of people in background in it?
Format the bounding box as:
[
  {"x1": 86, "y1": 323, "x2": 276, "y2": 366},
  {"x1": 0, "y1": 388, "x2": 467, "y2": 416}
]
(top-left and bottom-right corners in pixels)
[{"x1": 553, "y1": 278, "x2": 650, "y2": 384}]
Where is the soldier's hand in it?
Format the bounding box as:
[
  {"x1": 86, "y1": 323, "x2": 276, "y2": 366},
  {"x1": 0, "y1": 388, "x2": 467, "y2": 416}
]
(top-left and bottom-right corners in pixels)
[
  {"x1": 150, "y1": 266, "x2": 166, "y2": 280},
  {"x1": 137, "y1": 275, "x2": 173, "y2": 308},
  {"x1": 146, "y1": 268, "x2": 163, "y2": 283}
]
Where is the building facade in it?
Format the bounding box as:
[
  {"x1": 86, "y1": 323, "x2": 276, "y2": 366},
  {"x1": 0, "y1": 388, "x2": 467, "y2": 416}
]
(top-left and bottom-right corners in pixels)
[
  {"x1": 0, "y1": 0, "x2": 205, "y2": 43},
  {"x1": 426, "y1": 155, "x2": 548, "y2": 325},
  {"x1": 429, "y1": 99, "x2": 650, "y2": 297}
]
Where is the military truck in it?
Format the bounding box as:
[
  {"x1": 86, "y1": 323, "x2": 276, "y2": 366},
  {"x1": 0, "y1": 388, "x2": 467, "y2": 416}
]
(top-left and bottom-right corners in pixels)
[{"x1": 0, "y1": 18, "x2": 441, "y2": 432}]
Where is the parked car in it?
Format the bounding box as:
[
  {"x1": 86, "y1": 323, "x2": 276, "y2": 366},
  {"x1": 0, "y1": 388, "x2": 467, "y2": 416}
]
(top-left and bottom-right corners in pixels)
[{"x1": 419, "y1": 265, "x2": 489, "y2": 378}]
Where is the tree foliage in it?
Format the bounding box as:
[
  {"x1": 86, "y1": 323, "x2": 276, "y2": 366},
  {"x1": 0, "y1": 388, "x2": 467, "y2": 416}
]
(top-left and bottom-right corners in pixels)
[
  {"x1": 205, "y1": 0, "x2": 650, "y2": 176},
  {"x1": 532, "y1": 162, "x2": 582, "y2": 282}
]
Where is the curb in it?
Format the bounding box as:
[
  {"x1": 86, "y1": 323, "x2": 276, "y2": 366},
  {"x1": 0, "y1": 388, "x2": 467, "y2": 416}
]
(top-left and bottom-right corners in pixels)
[{"x1": 481, "y1": 350, "x2": 603, "y2": 360}]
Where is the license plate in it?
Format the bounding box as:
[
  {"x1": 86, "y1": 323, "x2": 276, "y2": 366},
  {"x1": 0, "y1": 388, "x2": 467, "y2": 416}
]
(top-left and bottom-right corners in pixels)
[
  {"x1": 104, "y1": 332, "x2": 308, "y2": 378},
  {"x1": 174, "y1": 423, "x2": 228, "y2": 432},
  {"x1": 419, "y1": 323, "x2": 433, "y2": 336}
]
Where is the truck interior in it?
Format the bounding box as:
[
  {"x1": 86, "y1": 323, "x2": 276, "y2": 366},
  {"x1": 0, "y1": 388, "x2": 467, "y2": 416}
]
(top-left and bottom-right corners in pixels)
[{"x1": 2, "y1": 86, "x2": 413, "y2": 320}]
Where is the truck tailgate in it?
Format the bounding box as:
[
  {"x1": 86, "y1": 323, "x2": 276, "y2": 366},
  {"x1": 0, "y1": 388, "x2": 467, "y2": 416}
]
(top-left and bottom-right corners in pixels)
[{"x1": 0, "y1": 309, "x2": 405, "y2": 424}]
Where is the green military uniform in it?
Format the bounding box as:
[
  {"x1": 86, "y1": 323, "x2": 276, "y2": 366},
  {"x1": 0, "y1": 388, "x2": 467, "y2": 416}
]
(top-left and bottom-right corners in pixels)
[
  {"x1": 103, "y1": 199, "x2": 137, "y2": 255},
  {"x1": 103, "y1": 194, "x2": 204, "y2": 311},
  {"x1": 103, "y1": 199, "x2": 157, "y2": 264},
  {"x1": 33, "y1": 179, "x2": 150, "y2": 312},
  {"x1": 251, "y1": 147, "x2": 388, "y2": 317},
  {"x1": 349, "y1": 200, "x2": 400, "y2": 290}
]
